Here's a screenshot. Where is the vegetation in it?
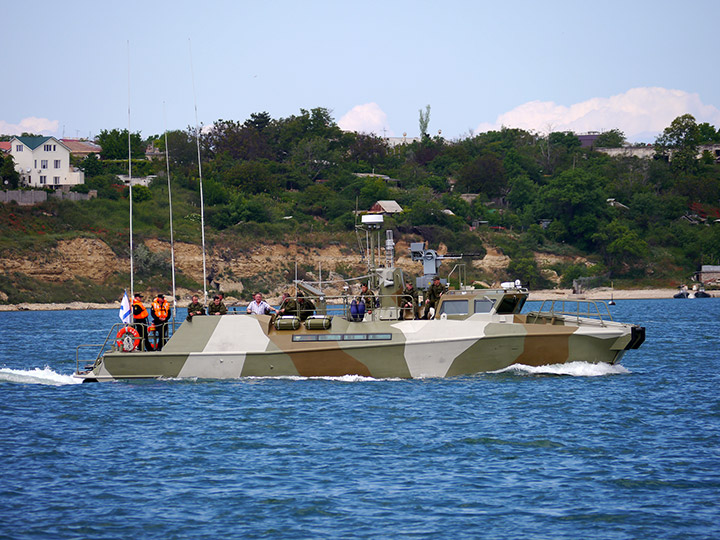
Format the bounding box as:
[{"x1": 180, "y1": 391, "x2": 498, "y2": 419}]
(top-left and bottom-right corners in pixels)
[{"x1": 2, "y1": 109, "x2": 720, "y2": 302}]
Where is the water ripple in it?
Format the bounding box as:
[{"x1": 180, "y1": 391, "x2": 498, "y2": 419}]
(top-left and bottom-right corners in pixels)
[{"x1": 1, "y1": 300, "x2": 720, "y2": 539}]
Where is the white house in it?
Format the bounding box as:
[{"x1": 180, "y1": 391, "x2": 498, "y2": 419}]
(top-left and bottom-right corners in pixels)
[{"x1": 9, "y1": 136, "x2": 84, "y2": 189}]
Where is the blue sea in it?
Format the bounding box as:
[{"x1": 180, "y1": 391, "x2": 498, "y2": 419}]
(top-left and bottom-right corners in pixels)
[{"x1": 1, "y1": 298, "x2": 719, "y2": 539}]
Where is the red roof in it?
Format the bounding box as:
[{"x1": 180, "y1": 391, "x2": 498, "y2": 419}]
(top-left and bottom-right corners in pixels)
[
  {"x1": 60, "y1": 138, "x2": 101, "y2": 154},
  {"x1": 0, "y1": 141, "x2": 11, "y2": 152}
]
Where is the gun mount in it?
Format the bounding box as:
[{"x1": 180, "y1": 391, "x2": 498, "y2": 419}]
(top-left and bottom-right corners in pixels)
[{"x1": 410, "y1": 242, "x2": 463, "y2": 290}]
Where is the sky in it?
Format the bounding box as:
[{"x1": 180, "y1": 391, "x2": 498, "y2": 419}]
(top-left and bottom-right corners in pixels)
[{"x1": 2, "y1": 0, "x2": 719, "y2": 144}]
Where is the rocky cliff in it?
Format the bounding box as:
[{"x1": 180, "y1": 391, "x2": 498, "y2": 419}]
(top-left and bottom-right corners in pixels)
[{"x1": 0, "y1": 236, "x2": 584, "y2": 304}]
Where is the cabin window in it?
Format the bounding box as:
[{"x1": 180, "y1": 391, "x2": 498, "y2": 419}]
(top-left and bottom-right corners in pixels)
[
  {"x1": 15, "y1": 145, "x2": 23, "y2": 152},
  {"x1": 41, "y1": 160, "x2": 48, "y2": 169},
  {"x1": 53, "y1": 177, "x2": 60, "y2": 184},
  {"x1": 292, "y1": 333, "x2": 393, "y2": 342},
  {"x1": 54, "y1": 159, "x2": 61, "y2": 168},
  {"x1": 39, "y1": 176, "x2": 47, "y2": 185},
  {"x1": 474, "y1": 298, "x2": 495, "y2": 313},
  {"x1": 343, "y1": 334, "x2": 367, "y2": 341},
  {"x1": 495, "y1": 295, "x2": 526, "y2": 314},
  {"x1": 438, "y1": 300, "x2": 469, "y2": 316}
]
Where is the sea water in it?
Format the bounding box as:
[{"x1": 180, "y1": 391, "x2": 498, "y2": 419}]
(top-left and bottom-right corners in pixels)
[{"x1": 1, "y1": 299, "x2": 719, "y2": 539}]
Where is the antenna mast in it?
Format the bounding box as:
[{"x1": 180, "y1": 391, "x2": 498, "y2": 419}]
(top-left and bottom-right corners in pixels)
[
  {"x1": 163, "y1": 102, "x2": 177, "y2": 321},
  {"x1": 127, "y1": 40, "x2": 134, "y2": 300},
  {"x1": 189, "y1": 38, "x2": 208, "y2": 305}
]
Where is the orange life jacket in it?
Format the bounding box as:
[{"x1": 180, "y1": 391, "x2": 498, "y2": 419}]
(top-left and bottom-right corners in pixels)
[
  {"x1": 152, "y1": 298, "x2": 169, "y2": 320},
  {"x1": 133, "y1": 298, "x2": 149, "y2": 320}
]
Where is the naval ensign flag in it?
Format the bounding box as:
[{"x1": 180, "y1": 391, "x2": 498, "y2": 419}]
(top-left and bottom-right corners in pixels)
[{"x1": 119, "y1": 290, "x2": 132, "y2": 324}]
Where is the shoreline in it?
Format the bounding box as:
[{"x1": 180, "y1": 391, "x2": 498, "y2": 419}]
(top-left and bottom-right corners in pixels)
[{"x1": 0, "y1": 287, "x2": 712, "y2": 312}]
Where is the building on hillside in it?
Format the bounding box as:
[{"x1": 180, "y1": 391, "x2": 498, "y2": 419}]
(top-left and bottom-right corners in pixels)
[
  {"x1": 596, "y1": 144, "x2": 720, "y2": 162},
  {"x1": 696, "y1": 265, "x2": 720, "y2": 285},
  {"x1": 577, "y1": 132, "x2": 601, "y2": 148},
  {"x1": 0, "y1": 141, "x2": 11, "y2": 154},
  {"x1": 369, "y1": 200, "x2": 403, "y2": 214},
  {"x1": 9, "y1": 136, "x2": 84, "y2": 189},
  {"x1": 60, "y1": 138, "x2": 102, "y2": 158},
  {"x1": 353, "y1": 172, "x2": 401, "y2": 185},
  {"x1": 596, "y1": 146, "x2": 656, "y2": 159},
  {"x1": 145, "y1": 143, "x2": 164, "y2": 160},
  {"x1": 386, "y1": 136, "x2": 421, "y2": 148},
  {"x1": 117, "y1": 174, "x2": 157, "y2": 187}
]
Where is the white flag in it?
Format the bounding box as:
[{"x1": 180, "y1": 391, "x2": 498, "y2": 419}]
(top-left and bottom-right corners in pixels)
[{"x1": 119, "y1": 290, "x2": 132, "y2": 324}]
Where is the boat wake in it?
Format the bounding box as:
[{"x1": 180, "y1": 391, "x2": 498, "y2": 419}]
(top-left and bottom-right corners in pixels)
[
  {"x1": 0, "y1": 366, "x2": 82, "y2": 386},
  {"x1": 492, "y1": 361, "x2": 630, "y2": 377}
]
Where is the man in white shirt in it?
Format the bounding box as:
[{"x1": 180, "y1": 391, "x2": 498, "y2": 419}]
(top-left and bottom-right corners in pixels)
[{"x1": 247, "y1": 292, "x2": 278, "y2": 315}]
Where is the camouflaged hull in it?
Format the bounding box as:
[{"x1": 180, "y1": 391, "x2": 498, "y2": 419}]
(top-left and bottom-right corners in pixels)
[{"x1": 77, "y1": 310, "x2": 643, "y2": 382}]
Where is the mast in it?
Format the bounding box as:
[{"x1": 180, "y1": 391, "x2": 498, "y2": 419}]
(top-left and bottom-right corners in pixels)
[
  {"x1": 163, "y1": 102, "x2": 178, "y2": 321},
  {"x1": 127, "y1": 40, "x2": 134, "y2": 300},
  {"x1": 189, "y1": 38, "x2": 208, "y2": 305}
]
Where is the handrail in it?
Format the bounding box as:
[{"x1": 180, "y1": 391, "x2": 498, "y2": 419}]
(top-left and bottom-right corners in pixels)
[
  {"x1": 75, "y1": 320, "x2": 182, "y2": 374},
  {"x1": 527, "y1": 299, "x2": 613, "y2": 325}
]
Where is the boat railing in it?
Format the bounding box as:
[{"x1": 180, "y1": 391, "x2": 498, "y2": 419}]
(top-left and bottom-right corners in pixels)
[
  {"x1": 526, "y1": 299, "x2": 613, "y2": 325},
  {"x1": 232, "y1": 293, "x2": 418, "y2": 321},
  {"x1": 75, "y1": 320, "x2": 182, "y2": 374}
]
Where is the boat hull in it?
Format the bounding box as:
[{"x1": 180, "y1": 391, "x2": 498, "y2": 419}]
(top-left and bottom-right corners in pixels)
[{"x1": 76, "y1": 313, "x2": 641, "y2": 382}]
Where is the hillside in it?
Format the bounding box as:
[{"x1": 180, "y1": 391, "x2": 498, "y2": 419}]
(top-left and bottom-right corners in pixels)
[
  {"x1": 2, "y1": 109, "x2": 719, "y2": 304},
  {"x1": 0, "y1": 230, "x2": 580, "y2": 305}
]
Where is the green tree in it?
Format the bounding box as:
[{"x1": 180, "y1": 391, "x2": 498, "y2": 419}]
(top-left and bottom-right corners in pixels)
[
  {"x1": 73, "y1": 173, "x2": 123, "y2": 199},
  {"x1": 131, "y1": 185, "x2": 152, "y2": 203},
  {"x1": 244, "y1": 111, "x2": 272, "y2": 132},
  {"x1": 507, "y1": 254, "x2": 544, "y2": 289},
  {"x1": 347, "y1": 133, "x2": 388, "y2": 167},
  {"x1": 456, "y1": 153, "x2": 506, "y2": 196},
  {"x1": 655, "y1": 114, "x2": 700, "y2": 173},
  {"x1": 537, "y1": 131, "x2": 581, "y2": 174},
  {"x1": 507, "y1": 174, "x2": 536, "y2": 211},
  {"x1": 593, "y1": 219, "x2": 648, "y2": 271},
  {"x1": 536, "y1": 169, "x2": 608, "y2": 248},
  {"x1": 594, "y1": 129, "x2": 626, "y2": 148},
  {"x1": 223, "y1": 160, "x2": 278, "y2": 194},
  {"x1": 697, "y1": 122, "x2": 720, "y2": 144},
  {"x1": 80, "y1": 153, "x2": 103, "y2": 177},
  {"x1": 96, "y1": 129, "x2": 144, "y2": 160},
  {"x1": 291, "y1": 136, "x2": 336, "y2": 181},
  {"x1": 0, "y1": 154, "x2": 21, "y2": 189},
  {"x1": 418, "y1": 105, "x2": 431, "y2": 137},
  {"x1": 162, "y1": 129, "x2": 198, "y2": 165}
]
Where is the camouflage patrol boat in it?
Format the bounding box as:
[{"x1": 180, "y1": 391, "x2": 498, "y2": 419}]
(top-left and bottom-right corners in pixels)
[{"x1": 74, "y1": 218, "x2": 645, "y2": 382}]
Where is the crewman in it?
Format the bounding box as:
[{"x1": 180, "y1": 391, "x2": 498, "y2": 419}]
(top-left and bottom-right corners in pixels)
[
  {"x1": 278, "y1": 292, "x2": 298, "y2": 317},
  {"x1": 401, "y1": 281, "x2": 420, "y2": 320},
  {"x1": 208, "y1": 295, "x2": 228, "y2": 315},
  {"x1": 359, "y1": 283, "x2": 376, "y2": 310},
  {"x1": 297, "y1": 291, "x2": 315, "y2": 322},
  {"x1": 246, "y1": 292, "x2": 277, "y2": 315},
  {"x1": 186, "y1": 294, "x2": 205, "y2": 321},
  {"x1": 132, "y1": 292, "x2": 153, "y2": 351},
  {"x1": 151, "y1": 293, "x2": 170, "y2": 351},
  {"x1": 424, "y1": 276, "x2": 445, "y2": 319}
]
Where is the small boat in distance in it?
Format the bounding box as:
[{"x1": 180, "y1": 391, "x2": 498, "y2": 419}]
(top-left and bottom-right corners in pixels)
[
  {"x1": 74, "y1": 216, "x2": 646, "y2": 382},
  {"x1": 674, "y1": 284, "x2": 713, "y2": 298}
]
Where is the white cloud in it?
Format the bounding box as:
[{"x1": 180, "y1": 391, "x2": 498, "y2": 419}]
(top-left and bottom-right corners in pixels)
[
  {"x1": 338, "y1": 103, "x2": 391, "y2": 136},
  {"x1": 0, "y1": 117, "x2": 59, "y2": 136},
  {"x1": 476, "y1": 88, "x2": 720, "y2": 142}
]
